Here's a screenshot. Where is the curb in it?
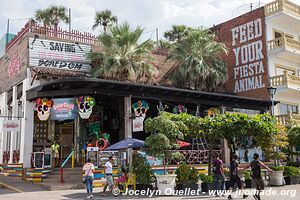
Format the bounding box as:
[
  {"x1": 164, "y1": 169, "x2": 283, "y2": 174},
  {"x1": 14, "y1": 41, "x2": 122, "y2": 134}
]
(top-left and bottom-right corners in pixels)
[{"x1": 0, "y1": 181, "x2": 23, "y2": 193}]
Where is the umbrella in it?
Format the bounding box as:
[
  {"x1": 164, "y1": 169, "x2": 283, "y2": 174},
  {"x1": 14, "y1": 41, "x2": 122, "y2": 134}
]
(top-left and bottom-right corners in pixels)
[
  {"x1": 177, "y1": 140, "x2": 191, "y2": 148},
  {"x1": 105, "y1": 138, "x2": 145, "y2": 150}
]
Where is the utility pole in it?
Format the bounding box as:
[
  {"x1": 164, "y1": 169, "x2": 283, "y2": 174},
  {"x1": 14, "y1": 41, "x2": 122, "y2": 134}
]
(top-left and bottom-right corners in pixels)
[
  {"x1": 6, "y1": 19, "x2": 10, "y2": 47},
  {"x1": 155, "y1": 28, "x2": 159, "y2": 43},
  {"x1": 69, "y1": 8, "x2": 71, "y2": 33}
]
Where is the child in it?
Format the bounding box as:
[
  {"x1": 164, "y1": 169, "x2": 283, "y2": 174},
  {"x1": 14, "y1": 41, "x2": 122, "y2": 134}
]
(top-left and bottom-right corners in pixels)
[{"x1": 115, "y1": 168, "x2": 127, "y2": 189}]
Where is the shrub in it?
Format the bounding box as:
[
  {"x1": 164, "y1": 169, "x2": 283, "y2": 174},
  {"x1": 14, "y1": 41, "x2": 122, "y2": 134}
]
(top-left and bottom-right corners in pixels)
[
  {"x1": 244, "y1": 171, "x2": 251, "y2": 180},
  {"x1": 199, "y1": 174, "x2": 214, "y2": 184},
  {"x1": 176, "y1": 163, "x2": 199, "y2": 185},
  {"x1": 131, "y1": 153, "x2": 155, "y2": 185},
  {"x1": 284, "y1": 166, "x2": 300, "y2": 177},
  {"x1": 270, "y1": 166, "x2": 284, "y2": 171}
]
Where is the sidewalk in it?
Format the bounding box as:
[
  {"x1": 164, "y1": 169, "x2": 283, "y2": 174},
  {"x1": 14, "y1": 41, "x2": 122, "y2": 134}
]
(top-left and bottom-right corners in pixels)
[{"x1": 0, "y1": 175, "x2": 46, "y2": 193}]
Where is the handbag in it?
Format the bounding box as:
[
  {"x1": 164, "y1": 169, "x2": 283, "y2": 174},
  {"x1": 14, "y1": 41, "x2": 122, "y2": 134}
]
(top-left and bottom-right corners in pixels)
[{"x1": 83, "y1": 165, "x2": 92, "y2": 184}]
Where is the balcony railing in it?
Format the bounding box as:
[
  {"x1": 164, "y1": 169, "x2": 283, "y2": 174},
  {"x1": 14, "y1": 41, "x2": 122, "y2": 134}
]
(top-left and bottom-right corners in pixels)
[
  {"x1": 276, "y1": 111, "x2": 300, "y2": 125},
  {"x1": 268, "y1": 36, "x2": 300, "y2": 51},
  {"x1": 265, "y1": 0, "x2": 300, "y2": 17},
  {"x1": 270, "y1": 71, "x2": 300, "y2": 87}
]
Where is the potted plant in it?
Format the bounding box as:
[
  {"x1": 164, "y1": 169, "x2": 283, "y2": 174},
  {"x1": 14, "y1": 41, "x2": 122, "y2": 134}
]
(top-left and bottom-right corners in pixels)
[
  {"x1": 131, "y1": 153, "x2": 155, "y2": 191},
  {"x1": 243, "y1": 171, "x2": 252, "y2": 188},
  {"x1": 175, "y1": 163, "x2": 199, "y2": 192},
  {"x1": 284, "y1": 166, "x2": 300, "y2": 185},
  {"x1": 199, "y1": 174, "x2": 214, "y2": 193},
  {"x1": 224, "y1": 170, "x2": 231, "y2": 190},
  {"x1": 269, "y1": 166, "x2": 284, "y2": 186}
]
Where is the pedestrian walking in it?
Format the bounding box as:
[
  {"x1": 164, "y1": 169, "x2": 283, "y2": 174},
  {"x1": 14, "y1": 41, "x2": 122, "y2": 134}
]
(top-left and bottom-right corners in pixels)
[
  {"x1": 212, "y1": 154, "x2": 225, "y2": 197},
  {"x1": 228, "y1": 154, "x2": 248, "y2": 199},
  {"x1": 83, "y1": 158, "x2": 95, "y2": 199},
  {"x1": 103, "y1": 156, "x2": 114, "y2": 193},
  {"x1": 241, "y1": 153, "x2": 273, "y2": 200}
]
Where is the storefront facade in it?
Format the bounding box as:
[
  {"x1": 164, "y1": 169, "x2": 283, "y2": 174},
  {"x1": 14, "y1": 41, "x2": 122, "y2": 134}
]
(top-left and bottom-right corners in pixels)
[{"x1": 0, "y1": 22, "x2": 275, "y2": 168}]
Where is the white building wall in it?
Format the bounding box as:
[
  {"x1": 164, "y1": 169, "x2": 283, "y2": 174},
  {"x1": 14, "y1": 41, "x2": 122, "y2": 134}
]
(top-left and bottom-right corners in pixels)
[{"x1": 266, "y1": 13, "x2": 300, "y2": 116}]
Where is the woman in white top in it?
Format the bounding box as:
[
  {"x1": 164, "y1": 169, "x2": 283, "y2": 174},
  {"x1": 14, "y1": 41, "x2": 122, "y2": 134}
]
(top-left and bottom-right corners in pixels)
[{"x1": 83, "y1": 158, "x2": 95, "y2": 199}]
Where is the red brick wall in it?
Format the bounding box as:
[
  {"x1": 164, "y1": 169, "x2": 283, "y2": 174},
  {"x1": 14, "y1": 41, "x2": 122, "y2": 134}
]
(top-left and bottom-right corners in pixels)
[{"x1": 213, "y1": 7, "x2": 269, "y2": 100}]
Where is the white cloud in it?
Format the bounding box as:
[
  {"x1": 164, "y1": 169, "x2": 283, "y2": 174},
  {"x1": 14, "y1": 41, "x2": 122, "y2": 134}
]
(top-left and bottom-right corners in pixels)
[{"x1": 1, "y1": 0, "x2": 300, "y2": 41}]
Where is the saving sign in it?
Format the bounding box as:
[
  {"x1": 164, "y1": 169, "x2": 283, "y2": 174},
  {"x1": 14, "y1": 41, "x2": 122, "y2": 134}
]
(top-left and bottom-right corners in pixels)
[
  {"x1": 231, "y1": 18, "x2": 265, "y2": 93},
  {"x1": 2, "y1": 120, "x2": 20, "y2": 132}
]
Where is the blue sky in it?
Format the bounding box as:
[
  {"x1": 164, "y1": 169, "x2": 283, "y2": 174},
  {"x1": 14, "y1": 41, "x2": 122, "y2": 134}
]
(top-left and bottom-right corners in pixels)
[{"x1": 1, "y1": 0, "x2": 300, "y2": 40}]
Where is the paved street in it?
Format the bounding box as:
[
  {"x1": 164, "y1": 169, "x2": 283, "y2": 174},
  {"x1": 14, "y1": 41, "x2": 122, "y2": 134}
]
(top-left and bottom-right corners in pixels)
[{"x1": 0, "y1": 185, "x2": 299, "y2": 200}]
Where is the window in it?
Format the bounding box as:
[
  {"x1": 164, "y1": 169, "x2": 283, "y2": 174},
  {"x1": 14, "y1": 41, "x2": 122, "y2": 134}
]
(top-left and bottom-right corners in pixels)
[{"x1": 278, "y1": 103, "x2": 298, "y2": 115}]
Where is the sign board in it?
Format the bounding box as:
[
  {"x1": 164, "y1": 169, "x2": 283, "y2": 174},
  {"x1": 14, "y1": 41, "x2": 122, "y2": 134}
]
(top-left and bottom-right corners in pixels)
[
  {"x1": 44, "y1": 148, "x2": 52, "y2": 168},
  {"x1": 98, "y1": 151, "x2": 118, "y2": 167},
  {"x1": 213, "y1": 7, "x2": 269, "y2": 99},
  {"x1": 34, "y1": 152, "x2": 44, "y2": 169},
  {"x1": 87, "y1": 147, "x2": 99, "y2": 166},
  {"x1": 2, "y1": 119, "x2": 20, "y2": 132},
  {"x1": 29, "y1": 38, "x2": 92, "y2": 72},
  {"x1": 132, "y1": 117, "x2": 144, "y2": 132},
  {"x1": 50, "y1": 98, "x2": 78, "y2": 121}
]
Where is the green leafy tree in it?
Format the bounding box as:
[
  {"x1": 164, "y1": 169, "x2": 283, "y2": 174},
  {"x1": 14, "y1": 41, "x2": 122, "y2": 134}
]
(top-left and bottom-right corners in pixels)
[
  {"x1": 167, "y1": 28, "x2": 228, "y2": 91},
  {"x1": 89, "y1": 22, "x2": 157, "y2": 83},
  {"x1": 92, "y1": 9, "x2": 118, "y2": 32}
]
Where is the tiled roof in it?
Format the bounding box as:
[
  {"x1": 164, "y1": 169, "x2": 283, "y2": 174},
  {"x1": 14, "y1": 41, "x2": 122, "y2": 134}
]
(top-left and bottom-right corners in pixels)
[{"x1": 32, "y1": 67, "x2": 90, "y2": 78}]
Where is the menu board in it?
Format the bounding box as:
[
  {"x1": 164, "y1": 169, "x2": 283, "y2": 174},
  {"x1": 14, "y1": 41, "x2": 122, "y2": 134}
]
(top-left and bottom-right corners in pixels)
[
  {"x1": 98, "y1": 151, "x2": 118, "y2": 167},
  {"x1": 34, "y1": 152, "x2": 44, "y2": 169}
]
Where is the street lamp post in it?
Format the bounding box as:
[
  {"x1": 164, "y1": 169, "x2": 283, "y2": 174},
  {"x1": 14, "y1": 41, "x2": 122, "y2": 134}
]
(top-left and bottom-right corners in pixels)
[{"x1": 267, "y1": 86, "x2": 278, "y2": 165}]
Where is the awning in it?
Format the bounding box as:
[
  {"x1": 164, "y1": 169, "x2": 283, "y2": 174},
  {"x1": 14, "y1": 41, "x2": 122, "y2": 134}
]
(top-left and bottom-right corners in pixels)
[
  {"x1": 31, "y1": 67, "x2": 90, "y2": 78},
  {"x1": 26, "y1": 78, "x2": 277, "y2": 110}
]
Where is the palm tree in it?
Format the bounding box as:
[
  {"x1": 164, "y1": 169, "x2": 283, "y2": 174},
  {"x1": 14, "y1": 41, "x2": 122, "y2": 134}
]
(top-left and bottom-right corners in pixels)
[
  {"x1": 34, "y1": 6, "x2": 69, "y2": 31},
  {"x1": 163, "y1": 25, "x2": 190, "y2": 43},
  {"x1": 48, "y1": 6, "x2": 69, "y2": 32},
  {"x1": 35, "y1": 8, "x2": 51, "y2": 27},
  {"x1": 167, "y1": 29, "x2": 228, "y2": 91},
  {"x1": 92, "y1": 9, "x2": 118, "y2": 32},
  {"x1": 89, "y1": 22, "x2": 157, "y2": 83}
]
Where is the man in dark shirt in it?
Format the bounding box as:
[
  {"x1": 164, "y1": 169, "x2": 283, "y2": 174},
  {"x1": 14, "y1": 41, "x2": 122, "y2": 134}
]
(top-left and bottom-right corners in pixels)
[
  {"x1": 241, "y1": 153, "x2": 273, "y2": 200},
  {"x1": 228, "y1": 154, "x2": 248, "y2": 199},
  {"x1": 212, "y1": 154, "x2": 225, "y2": 196}
]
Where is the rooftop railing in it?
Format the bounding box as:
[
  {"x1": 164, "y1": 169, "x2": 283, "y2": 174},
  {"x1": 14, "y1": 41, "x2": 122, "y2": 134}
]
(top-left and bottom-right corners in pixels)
[
  {"x1": 265, "y1": 0, "x2": 300, "y2": 17},
  {"x1": 6, "y1": 22, "x2": 98, "y2": 51}
]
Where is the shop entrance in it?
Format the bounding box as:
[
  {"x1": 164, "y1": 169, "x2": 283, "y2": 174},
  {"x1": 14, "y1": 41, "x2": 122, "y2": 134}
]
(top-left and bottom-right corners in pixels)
[{"x1": 55, "y1": 121, "x2": 74, "y2": 161}]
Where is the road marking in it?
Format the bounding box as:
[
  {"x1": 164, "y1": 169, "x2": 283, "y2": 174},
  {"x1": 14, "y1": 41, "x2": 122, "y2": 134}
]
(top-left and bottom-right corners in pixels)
[{"x1": 0, "y1": 181, "x2": 23, "y2": 193}]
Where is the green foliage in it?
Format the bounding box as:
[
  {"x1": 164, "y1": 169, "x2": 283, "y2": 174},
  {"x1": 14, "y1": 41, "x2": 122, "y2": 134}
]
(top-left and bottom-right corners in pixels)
[
  {"x1": 89, "y1": 22, "x2": 156, "y2": 83},
  {"x1": 145, "y1": 112, "x2": 288, "y2": 163},
  {"x1": 244, "y1": 171, "x2": 251, "y2": 180},
  {"x1": 288, "y1": 125, "x2": 300, "y2": 147},
  {"x1": 35, "y1": 6, "x2": 69, "y2": 29},
  {"x1": 145, "y1": 112, "x2": 185, "y2": 158},
  {"x1": 199, "y1": 174, "x2": 214, "y2": 183},
  {"x1": 163, "y1": 25, "x2": 190, "y2": 43},
  {"x1": 270, "y1": 166, "x2": 284, "y2": 171},
  {"x1": 175, "y1": 163, "x2": 199, "y2": 185},
  {"x1": 284, "y1": 166, "x2": 300, "y2": 177},
  {"x1": 92, "y1": 9, "x2": 118, "y2": 32},
  {"x1": 131, "y1": 154, "x2": 155, "y2": 184},
  {"x1": 167, "y1": 28, "x2": 228, "y2": 91}
]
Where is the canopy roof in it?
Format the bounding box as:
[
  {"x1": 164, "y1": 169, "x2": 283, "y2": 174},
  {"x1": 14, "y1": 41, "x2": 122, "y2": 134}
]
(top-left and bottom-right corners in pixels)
[{"x1": 26, "y1": 78, "x2": 276, "y2": 110}]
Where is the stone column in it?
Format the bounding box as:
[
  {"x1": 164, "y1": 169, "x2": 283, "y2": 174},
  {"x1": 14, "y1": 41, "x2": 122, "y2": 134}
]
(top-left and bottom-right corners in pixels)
[
  {"x1": 19, "y1": 80, "x2": 34, "y2": 168},
  {"x1": 9, "y1": 86, "x2": 18, "y2": 163},
  {"x1": 0, "y1": 92, "x2": 8, "y2": 164}
]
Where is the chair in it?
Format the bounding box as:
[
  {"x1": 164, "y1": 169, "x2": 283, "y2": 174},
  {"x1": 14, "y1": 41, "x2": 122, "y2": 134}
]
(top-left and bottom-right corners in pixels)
[{"x1": 119, "y1": 173, "x2": 136, "y2": 192}]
